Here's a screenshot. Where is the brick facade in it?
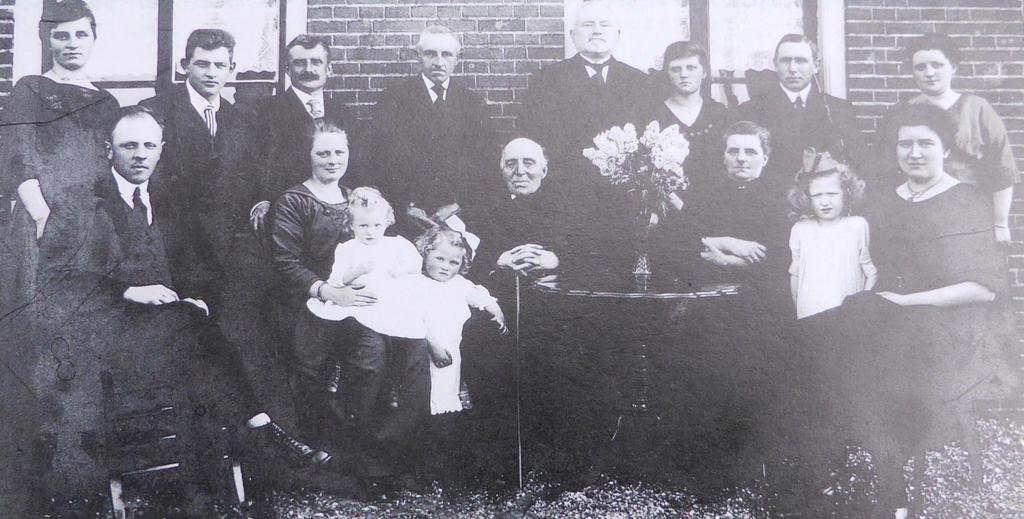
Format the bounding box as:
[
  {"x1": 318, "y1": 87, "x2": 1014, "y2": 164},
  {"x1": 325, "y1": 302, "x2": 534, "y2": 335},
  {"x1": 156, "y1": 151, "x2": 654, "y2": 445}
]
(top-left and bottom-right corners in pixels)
[
  {"x1": 308, "y1": 0, "x2": 565, "y2": 131},
  {"x1": 845, "y1": 0, "x2": 1024, "y2": 343},
  {"x1": 1, "y1": 1, "x2": 1022, "y2": 341},
  {"x1": 0, "y1": 2, "x2": 12, "y2": 95}
]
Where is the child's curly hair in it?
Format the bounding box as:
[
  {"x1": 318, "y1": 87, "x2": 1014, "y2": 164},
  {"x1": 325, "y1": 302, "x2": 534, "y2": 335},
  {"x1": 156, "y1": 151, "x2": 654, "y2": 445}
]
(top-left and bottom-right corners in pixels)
[
  {"x1": 787, "y1": 161, "x2": 866, "y2": 221},
  {"x1": 344, "y1": 186, "x2": 395, "y2": 233},
  {"x1": 415, "y1": 227, "x2": 473, "y2": 276}
]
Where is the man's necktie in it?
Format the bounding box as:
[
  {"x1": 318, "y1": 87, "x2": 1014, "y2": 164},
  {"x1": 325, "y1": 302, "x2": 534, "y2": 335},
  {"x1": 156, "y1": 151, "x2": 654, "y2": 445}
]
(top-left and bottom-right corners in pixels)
[
  {"x1": 203, "y1": 105, "x2": 217, "y2": 137},
  {"x1": 589, "y1": 62, "x2": 608, "y2": 84},
  {"x1": 793, "y1": 96, "x2": 804, "y2": 110},
  {"x1": 307, "y1": 99, "x2": 324, "y2": 119},
  {"x1": 432, "y1": 83, "x2": 445, "y2": 106},
  {"x1": 132, "y1": 187, "x2": 148, "y2": 227}
]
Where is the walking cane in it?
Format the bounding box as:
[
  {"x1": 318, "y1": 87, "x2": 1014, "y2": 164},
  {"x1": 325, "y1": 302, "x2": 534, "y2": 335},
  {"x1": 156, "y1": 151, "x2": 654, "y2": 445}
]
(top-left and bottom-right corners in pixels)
[{"x1": 514, "y1": 274, "x2": 524, "y2": 490}]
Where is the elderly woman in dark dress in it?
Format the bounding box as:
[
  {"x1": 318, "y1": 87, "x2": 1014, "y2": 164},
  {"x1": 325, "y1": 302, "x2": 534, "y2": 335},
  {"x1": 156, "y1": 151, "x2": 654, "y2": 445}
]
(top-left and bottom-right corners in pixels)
[
  {"x1": 270, "y1": 121, "x2": 430, "y2": 492},
  {"x1": 806, "y1": 103, "x2": 1020, "y2": 519},
  {"x1": 0, "y1": 0, "x2": 119, "y2": 314},
  {"x1": 654, "y1": 121, "x2": 812, "y2": 492}
]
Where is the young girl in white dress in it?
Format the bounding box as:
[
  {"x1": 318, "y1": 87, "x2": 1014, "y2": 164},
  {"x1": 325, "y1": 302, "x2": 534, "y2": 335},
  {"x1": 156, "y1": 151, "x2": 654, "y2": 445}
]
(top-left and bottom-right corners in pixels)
[
  {"x1": 412, "y1": 227, "x2": 507, "y2": 415},
  {"x1": 787, "y1": 151, "x2": 878, "y2": 320}
]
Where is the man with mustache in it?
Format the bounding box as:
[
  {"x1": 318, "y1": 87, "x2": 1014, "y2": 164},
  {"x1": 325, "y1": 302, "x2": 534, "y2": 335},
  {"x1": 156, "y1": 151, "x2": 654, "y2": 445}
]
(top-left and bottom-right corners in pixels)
[
  {"x1": 370, "y1": 25, "x2": 494, "y2": 237},
  {"x1": 734, "y1": 33, "x2": 864, "y2": 197},
  {"x1": 247, "y1": 34, "x2": 360, "y2": 233}
]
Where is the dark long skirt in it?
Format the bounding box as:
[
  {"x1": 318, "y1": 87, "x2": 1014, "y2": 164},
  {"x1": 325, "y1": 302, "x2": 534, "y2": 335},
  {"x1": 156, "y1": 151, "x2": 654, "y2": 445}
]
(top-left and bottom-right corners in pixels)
[
  {"x1": 801, "y1": 292, "x2": 1021, "y2": 509},
  {"x1": 291, "y1": 311, "x2": 430, "y2": 478}
]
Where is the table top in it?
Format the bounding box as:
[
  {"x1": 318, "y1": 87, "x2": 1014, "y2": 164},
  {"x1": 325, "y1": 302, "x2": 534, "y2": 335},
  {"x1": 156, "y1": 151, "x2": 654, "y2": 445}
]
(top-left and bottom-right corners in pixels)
[{"x1": 532, "y1": 278, "x2": 741, "y2": 300}]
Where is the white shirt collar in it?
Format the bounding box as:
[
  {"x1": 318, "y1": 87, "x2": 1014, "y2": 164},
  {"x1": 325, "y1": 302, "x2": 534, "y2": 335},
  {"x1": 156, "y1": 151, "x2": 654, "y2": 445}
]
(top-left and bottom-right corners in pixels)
[
  {"x1": 291, "y1": 87, "x2": 325, "y2": 116},
  {"x1": 581, "y1": 56, "x2": 611, "y2": 81},
  {"x1": 110, "y1": 168, "x2": 153, "y2": 224},
  {"x1": 782, "y1": 83, "x2": 812, "y2": 105},
  {"x1": 422, "y1": 74, "x2": 451, "y2": 102},
  {"x1": 186, "y1": 79, "x2": 221, "y2": 116}
]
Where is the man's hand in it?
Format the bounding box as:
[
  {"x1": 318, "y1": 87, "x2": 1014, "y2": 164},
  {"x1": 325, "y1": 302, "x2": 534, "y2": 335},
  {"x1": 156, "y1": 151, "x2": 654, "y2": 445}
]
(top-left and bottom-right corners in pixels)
[
  {"x1": 497, "y1": 243, "x2": 559, "y2": 273},
  {"x1": 321, "y1": 284, "x2": 378, "y2": 307},
  {"x1": 124, "y1": 284, "x2": 179, "y2": 305},
  {"x1": 250, "y1": 201, "x2": 271, "y2": 233}
]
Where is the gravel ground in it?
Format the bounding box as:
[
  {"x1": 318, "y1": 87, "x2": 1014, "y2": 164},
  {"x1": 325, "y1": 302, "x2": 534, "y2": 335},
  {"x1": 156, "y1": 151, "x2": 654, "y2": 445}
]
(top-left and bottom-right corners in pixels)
[
  {"x1": 266, "y1": 418, "x2": 1024, "y2": 519},
  {"x1": 45, "y1": 417, "x2": 1024, "y2": 517}
]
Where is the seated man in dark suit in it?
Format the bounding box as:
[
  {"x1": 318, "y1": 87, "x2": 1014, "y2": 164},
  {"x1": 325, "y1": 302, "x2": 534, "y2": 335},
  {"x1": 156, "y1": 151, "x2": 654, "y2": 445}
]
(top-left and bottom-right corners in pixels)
[
  {"x1": 473, "y1": 137, "x2": 564, "y2": 281},
  {"x1": 734, "y1": 33, "x2": 866, "y2": 195},
  {"x1": 140, "y1": 28, "x2": 254, "y2": 305},
  {"x1": 248, "y1": 34, "x2": 360, "y2": 232},
  {"x1": 520, "y1": 0, "x2": 649, "y2": 185},
  {"x1": 33, "y1": 106, "x2": 336, "y2": 513},
  {"x1": 370, "y1": 25, "x2": 494, "y2": 236}
]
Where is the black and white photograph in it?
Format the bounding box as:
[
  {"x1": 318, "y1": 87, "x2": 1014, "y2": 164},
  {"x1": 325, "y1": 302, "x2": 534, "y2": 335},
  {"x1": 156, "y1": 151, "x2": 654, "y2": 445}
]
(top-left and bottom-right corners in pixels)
[{"x1": 0, "y1": 0, "x2": 1022, "y2": 517}]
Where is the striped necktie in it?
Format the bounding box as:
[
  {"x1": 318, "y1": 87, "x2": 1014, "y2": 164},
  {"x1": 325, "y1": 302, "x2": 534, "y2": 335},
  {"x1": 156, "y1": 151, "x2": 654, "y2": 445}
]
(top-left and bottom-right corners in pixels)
[{"x1": 204, "y1": 105, "x2": 217, "y2": 137}]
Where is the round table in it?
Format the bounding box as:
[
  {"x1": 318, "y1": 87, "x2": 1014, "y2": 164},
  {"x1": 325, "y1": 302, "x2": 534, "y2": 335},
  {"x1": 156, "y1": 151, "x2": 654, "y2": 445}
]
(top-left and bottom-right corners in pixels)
[{"x1": 519, "y1": 277, "x2": 742, "y2": 482}]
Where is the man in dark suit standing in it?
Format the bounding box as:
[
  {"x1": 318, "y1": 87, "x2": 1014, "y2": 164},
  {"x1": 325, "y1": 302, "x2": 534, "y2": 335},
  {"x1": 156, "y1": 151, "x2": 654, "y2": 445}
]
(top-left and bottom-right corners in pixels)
[
  {"x1": 520, "y1": 0, "x2": 649, "y2": 183},
  {"x1": 248, "y1": 34, "x2": 359, "y2": 232},
  {"x1": 371, "y1": 25, "x2": 494, "y2": 235},
  {"x1": 734, "y1": 33, "x2": 865, "y2": 195},
  {"x1": 140, "y1": 28, "x2": 253, "y2": 305}
]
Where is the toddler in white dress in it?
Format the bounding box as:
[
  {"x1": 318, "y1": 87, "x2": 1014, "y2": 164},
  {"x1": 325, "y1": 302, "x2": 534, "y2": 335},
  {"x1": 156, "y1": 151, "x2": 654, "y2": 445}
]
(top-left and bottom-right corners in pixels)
[
  {"x1": 411, "y1": 227, "x2": 507, "y2": 415},
  {"x1": 306, "y1": 187, "x2": 424, "y2": 336},
  {"x1": 787, "y1": 151, "x2": 878, "y2": 320}
]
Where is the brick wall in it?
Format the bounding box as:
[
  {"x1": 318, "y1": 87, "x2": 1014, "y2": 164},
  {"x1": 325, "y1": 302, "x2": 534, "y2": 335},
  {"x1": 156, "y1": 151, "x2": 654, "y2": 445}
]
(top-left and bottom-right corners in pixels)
[
  {"x1": 845, "y1": 0, "x2": 1024, "y2": 346},
  {"x1": 0, "y1": 2, "x2": 13, "y2": 95},
  {"x1": 308, "y1": 0, "x2": 565, "y2": 132}
]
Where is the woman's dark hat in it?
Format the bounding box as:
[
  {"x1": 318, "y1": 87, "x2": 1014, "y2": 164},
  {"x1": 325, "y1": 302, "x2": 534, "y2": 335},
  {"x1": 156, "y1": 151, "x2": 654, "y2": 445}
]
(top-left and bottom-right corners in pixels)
[{"x1": 41, "y1": 0, "x2": 95, "y2": 26}]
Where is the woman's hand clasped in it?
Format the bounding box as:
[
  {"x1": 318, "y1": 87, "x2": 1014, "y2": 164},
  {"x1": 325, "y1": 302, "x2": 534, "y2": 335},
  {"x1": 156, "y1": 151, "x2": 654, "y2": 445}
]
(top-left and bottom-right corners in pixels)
[{"x1": 321, "y1": 283, "x2": 378, "y2": 307}]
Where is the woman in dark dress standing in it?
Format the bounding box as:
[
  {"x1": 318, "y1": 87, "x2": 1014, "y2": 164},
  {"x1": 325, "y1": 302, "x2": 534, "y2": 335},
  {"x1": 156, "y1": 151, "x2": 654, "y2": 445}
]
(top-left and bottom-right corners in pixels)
[
  {"x1": 806, "y1": 103, "x2": 1020, "y2": 519},
  {"x1": 648, "y1": 41, "x2": 728, "y2": 184},
  {"x1": 269, "y1": 121, "x2": 430, "y2": 493},
  {"x1": 647, "y1": 41, "x2": 728, "y2": 276},
  {"x1": 0, "y1": 0, "x2": 119, "y2": 314}
]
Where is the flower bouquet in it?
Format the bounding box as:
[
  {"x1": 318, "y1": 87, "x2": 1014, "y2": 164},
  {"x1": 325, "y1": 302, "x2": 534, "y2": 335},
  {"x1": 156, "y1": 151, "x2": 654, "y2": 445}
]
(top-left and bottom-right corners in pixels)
[{"x1": 583, "y1": 121, "x2": 690, "y2": 287}]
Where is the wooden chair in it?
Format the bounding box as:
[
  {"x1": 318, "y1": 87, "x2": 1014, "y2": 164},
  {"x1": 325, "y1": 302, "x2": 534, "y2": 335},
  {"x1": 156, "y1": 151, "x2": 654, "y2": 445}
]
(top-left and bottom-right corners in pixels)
[{"x1": 101, "y1": 371, "x2": 245, "y2": 518}]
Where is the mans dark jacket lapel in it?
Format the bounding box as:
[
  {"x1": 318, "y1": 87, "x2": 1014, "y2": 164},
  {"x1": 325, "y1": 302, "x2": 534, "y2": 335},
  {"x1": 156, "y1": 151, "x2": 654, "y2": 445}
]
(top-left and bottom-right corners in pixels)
[
  {"x1": 140, "y1": 84, "x2": 253, "y2": 297},
  {"x1": 251, "y1": 87, "x2": 360, "y2": 208},
  {"x1": 370, "y1": 75, "x2": 494, "y2": 214},
  {"x1": 38, "y1": 171, "x2": 174, "y2": 314}
]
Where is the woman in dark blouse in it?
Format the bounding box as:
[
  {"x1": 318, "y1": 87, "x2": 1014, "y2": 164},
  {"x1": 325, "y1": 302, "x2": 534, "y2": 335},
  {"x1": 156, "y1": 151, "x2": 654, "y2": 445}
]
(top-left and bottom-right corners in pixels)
[
  {"x1": 0, "y1": 0, "x2": 119, "y2": 314},
  {"x1": 806, "y1": 103, "x2": 1019, "y2": 519},
  {"x1": 647, "y1": 41, "x2": 728, "y2": 184},
  {"x1": 270, "y1": 121, "x2": 430, "y2": 489}
]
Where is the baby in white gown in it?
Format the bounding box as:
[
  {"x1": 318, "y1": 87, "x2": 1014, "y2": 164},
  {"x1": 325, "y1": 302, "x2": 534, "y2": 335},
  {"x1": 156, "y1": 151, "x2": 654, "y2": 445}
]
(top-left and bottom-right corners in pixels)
[{"x1": 306, "y1": 187, "x2": 424, "y2": 338}]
